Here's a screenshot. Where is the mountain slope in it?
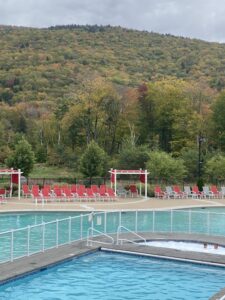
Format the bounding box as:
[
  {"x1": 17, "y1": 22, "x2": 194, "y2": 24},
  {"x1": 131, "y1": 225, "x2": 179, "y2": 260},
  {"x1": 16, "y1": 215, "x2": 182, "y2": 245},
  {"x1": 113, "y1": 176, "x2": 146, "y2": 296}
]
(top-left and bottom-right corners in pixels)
[{"x1": 0, "y1": 25, "x2": 225, "y2": 104}]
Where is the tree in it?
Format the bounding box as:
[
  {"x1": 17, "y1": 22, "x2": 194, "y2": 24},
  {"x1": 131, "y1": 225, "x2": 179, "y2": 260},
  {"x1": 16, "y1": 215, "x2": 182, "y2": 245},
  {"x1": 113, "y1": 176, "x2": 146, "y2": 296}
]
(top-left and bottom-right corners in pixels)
[
  {"x1": 138, "y1": 79, "x2": 200, "y2": 154},
  {"x1": 146, "y1": 151, "x2": 187, "y2": 183},
  {"x1": 204, "y1": 154, "x2": 225, "y2": 183},
  {"x1": 211, "y1": 91, "x2": 225, "y2": 151},
  {"x1": 5, "y1": 138, "x2": 35, "y2": 178},
  {"x1": 80, "y1": 141, "x2": 108, "y2": 181}
]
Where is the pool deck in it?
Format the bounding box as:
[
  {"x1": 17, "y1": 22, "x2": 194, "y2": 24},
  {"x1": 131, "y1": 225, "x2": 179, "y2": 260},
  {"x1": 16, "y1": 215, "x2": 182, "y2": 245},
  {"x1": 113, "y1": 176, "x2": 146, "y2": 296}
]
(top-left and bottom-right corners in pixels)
[
  {"x1": 1, "y1": 233, "x2": 225, "y2": 299},
  {"x1": 1, "y1": 195, "x2": 225, "y2": 213}
]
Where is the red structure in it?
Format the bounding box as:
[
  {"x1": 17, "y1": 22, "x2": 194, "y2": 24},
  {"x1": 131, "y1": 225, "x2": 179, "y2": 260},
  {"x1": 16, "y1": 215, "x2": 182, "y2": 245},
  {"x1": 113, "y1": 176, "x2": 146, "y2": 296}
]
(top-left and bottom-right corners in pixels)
[{"x1": 0, "y1": 169, "x2": 23, "y2": 199}]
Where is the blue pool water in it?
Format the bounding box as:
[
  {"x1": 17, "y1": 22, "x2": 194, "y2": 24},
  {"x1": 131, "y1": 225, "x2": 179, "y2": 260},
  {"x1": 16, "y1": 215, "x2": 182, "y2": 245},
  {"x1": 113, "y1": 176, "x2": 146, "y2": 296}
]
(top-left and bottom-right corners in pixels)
[{"x1": 0, "y1": 251, "x2": 225, "y2": 300}]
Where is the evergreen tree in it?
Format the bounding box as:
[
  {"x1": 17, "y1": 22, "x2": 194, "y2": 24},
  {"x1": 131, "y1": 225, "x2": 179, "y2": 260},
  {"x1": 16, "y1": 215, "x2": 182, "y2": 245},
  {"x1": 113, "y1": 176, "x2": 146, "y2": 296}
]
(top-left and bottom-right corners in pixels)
[{"x1": 80, "y1": 141, "x2": 108, "y2": 181}]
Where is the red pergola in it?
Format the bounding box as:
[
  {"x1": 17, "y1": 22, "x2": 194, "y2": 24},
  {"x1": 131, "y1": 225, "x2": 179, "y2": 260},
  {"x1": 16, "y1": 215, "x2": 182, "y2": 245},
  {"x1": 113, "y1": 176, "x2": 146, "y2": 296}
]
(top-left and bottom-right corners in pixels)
[
  {"x1": 109, "y1": 169, "x2": 149, "y2": 198},
  {"x1": 0, "y1": 169, "x2": 23, "y2": 199}
]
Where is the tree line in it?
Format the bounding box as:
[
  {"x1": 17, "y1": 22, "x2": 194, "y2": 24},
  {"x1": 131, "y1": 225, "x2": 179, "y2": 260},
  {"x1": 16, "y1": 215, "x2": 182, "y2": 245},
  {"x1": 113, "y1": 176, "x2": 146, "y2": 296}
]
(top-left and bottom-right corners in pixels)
[{"x1": 2, "y1": 77, "x2": 225, "y2": 184}]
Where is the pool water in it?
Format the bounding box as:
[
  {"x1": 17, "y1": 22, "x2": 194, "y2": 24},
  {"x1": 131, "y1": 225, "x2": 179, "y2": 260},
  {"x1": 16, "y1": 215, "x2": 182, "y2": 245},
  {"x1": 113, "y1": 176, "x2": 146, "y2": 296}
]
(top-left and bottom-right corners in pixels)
[
  {"x1": 141, "y1": 240, "x2": 225, "y2": 255},
  {"x1": 0, "y1": 212, "x2": 82, "y2": 233},
  {"x1": 0, "y1": 251, "x2": 225, "y2": 300}
]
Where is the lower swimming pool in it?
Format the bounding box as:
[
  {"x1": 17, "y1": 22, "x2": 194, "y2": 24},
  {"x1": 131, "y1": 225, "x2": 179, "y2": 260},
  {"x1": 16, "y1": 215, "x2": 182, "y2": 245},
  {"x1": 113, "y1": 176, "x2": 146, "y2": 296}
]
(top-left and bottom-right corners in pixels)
[{"x1": 0, "y1": 251, "x2": 225, "y2": 300}]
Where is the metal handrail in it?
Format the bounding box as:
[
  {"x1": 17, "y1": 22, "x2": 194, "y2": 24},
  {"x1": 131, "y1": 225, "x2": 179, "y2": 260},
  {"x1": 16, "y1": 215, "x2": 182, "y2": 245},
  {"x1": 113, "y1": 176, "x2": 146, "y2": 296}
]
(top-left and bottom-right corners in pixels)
[
  {"x1": 117, "y1": 225, "x2": 146, "y2": 245},
  {"x1": 87, "y1": 227, "x2": 114, "y2": 246}
]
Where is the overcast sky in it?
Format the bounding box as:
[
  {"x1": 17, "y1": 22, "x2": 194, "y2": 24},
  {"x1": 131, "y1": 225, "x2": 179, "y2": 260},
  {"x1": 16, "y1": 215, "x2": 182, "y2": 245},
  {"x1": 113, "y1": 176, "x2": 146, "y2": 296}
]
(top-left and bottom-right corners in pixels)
[{"x1": 1, "y1": 0, "x2": 225, "y2": 43}]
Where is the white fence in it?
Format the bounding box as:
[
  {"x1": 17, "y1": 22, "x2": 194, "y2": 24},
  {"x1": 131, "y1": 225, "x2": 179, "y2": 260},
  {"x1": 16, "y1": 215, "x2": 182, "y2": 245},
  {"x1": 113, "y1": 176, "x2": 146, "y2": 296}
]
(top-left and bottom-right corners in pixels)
[{"x1": 1, "y1": 209, "x2": 225, "y2": 263}]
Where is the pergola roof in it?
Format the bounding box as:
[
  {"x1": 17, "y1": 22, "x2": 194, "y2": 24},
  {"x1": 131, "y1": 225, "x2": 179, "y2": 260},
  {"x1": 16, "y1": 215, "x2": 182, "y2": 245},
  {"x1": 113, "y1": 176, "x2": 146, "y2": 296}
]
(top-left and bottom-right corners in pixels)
[
  {"x1": 0, "y1": 169, "x2": 22, "y2": 175},
  {"x1": 109, "y1": 169, "x2": 149, "y2": 175}
]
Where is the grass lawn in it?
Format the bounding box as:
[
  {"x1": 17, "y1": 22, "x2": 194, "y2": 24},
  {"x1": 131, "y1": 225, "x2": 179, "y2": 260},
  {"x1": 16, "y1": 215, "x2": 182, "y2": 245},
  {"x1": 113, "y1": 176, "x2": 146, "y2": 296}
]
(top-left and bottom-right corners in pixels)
[{"x1": 30, "y1": 164, "x2": 81, "y2": 179}]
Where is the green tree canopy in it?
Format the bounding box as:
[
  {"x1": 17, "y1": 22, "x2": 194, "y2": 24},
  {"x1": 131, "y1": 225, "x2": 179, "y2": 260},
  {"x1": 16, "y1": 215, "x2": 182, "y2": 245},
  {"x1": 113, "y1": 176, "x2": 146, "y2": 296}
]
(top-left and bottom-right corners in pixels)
[
  {"x1": 204, "y1": 154, "x2": 225, "y2": 183},
  {"x1": 5, "y1": 137, "x2": 35, "y2": 178},
  {"x1": 79, "y1": 141, "x2": 108, "y2": 180},
  {"x1": 146, "y1": 151, "x2": 187, "y2": 183}
]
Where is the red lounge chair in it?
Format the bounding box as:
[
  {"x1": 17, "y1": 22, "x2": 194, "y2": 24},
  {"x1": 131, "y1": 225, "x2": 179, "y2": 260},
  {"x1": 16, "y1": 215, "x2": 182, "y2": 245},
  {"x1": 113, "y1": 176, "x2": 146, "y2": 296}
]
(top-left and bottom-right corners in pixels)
[
  {"x1": 0, "y1": 188, "x2": 6, "y2": 198},
  {"x1": 173, "y1": 186, "x2": 186, "y2": 198},
  {"x1": 41, "y1": 187, "x2": 52, "y2": 202},
  {"x1": 22, "y1": 184, "x2": 31, "y2": 197},
  {"x1": 129, "y1": 185, "x2": 138, "y2": 197},
  {"x1": 62, "y1": 187, "x2": 75, "y2": 201},
  {"x1": 71, "y1": 184, "x2": 77, "y2": 194},
  {"x1": 32, "y1": 185, "x2": 40, "y2": 194},
  {"x1": 76, "y1": 188, "x2": 87, "y2": 201},
  {"x1": 31, "y1": 188, "x2": 42, "y2": 203},
  {"x1": 192, "y1": 186, "x2": 203, "y2": 198},
  {"x1": 53, "y1": 187, "x2": 65, "y2": 201},
  {"x1": 86, "y1": 188, "x2": 96, "y2": 201},
  {"x1": 91, "y1": 185, "x2": 100, "y2": 196},
  {"x1": 210, "y1": 185, "x2": 221, "y2": 198},
  {"x1": 154, "y1": 186, "x2": 167, "y2": 198},
  {"x1": 0, "y1": 189, "x2": 7, "y2": 204},
  {"x1": 106, "y1": 188, "x2": 116, "y2": 201}
]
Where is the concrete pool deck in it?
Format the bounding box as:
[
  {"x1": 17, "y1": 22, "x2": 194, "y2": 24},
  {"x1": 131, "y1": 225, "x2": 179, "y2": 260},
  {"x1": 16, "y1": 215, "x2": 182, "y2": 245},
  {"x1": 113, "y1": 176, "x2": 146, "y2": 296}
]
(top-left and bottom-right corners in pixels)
[
  {"x1": 1, "y1": 196, "x2": 225, "y2": 212},
  {"x1": 1, "y1": 233, "x2": 225, "y2": 299}
]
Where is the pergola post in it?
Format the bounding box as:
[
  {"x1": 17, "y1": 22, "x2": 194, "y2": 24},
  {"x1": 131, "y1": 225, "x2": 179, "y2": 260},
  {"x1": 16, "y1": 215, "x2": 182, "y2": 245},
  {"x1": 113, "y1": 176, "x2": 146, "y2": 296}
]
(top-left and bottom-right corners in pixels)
[
  {"x1": 145, "y1": 169, "x2": 148, "y2": 198},
  {"x1": 114, "y1": 169, "x2": 117, "y2": 195},
  {"x1": 18, "y1": 169, "x2": 21, "y2": 200},
  {"x1": 139, "y1": 168, "x2": 142, "y2": 196}
]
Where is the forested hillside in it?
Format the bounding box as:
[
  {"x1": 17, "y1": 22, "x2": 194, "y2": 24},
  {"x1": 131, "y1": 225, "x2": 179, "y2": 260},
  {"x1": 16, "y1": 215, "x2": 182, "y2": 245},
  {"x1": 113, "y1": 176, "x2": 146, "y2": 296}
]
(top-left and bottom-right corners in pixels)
[{"x1": 1, "y1": 24, "x2": 225, "y2": 181}]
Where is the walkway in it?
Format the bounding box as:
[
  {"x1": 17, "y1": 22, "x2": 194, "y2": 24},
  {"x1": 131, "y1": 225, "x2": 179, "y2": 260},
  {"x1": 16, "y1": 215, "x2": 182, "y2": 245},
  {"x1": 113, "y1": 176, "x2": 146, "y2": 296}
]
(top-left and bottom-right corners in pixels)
[{"x1": 1, "y1": 196, "x2": 225, "y2": 213}]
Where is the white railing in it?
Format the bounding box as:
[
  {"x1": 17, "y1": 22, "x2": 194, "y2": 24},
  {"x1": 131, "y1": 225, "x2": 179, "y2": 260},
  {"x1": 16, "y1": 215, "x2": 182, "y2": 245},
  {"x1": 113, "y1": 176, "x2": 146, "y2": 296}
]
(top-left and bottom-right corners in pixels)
[
  {"x1": 1, "y1": 209, "x2": 225, "y2": 264},
  {"x1": 117, "y1": 225, "x2": 146, "y2": 245},
  {"x1": 87, "y1": 228, "x2": 114, "y2": 246}
]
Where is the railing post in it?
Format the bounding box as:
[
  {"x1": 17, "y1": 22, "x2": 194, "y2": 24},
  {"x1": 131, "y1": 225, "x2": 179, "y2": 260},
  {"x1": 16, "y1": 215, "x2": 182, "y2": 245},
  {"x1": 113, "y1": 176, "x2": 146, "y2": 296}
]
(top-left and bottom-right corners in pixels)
[
  {"x1": 189, "y1": 210, "x2": 192, "y2": 234},
  {"x1": 80, "y1": 214, "x2": 83, "y2": 240},
  {"x1": 42, "y1": 222, "x2": 45, "y2": 252},
  {"x1": 27, "y1": 225, "x2": 30, "y2": 256},
  {"x1": 104, "y1": 211, "x2": 107, "y2": 233},
  {"x1": 10, "y1": 230, "x2": 14, "y2": 262},
  {"x1": 170, "y1": 210, "x2": 173, "y2": 233},
  {"x1": 135, "y1": 211, "x2": 138, "y2": 232},
  {"x1": 153, "y1": 211, "x2": 155, "y2": 233},
  {"x1": 56, "y1": 219, "x2": 59, "y2": 248},
  {"x1": 207, "y1": 212, "x2": 210, "y2": 235},
  {"x1": 119, "y1": 211, "x2": 122, "y2": 228},
  {"x1": 68, "y1": 216, "x2": 72, "y2": 244}
]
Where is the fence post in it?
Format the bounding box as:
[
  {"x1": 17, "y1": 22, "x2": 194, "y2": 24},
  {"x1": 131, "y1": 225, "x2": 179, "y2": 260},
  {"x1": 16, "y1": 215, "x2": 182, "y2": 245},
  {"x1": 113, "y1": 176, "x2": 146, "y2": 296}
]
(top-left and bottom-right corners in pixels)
[
  {"x1": 42, "y1": 222, "x2": 45, "y2": 252},
  {"x1": 27, "y1": 225, "x2": 30, "y2": 256},
  {"x1": 80, "y1": 214, "x2": 83, "y2": 240},
  {"x1": 10, "y1": 230, "x2": 14, "y2": 262},
  {"x1": 104, "y1": 211, "x2": 107, "y2": 233},
  {"x1": 207, "y1": 212, "x2": 210, "y2": 235},
  {"x1": 135, "y1": 211, "x2": 138, "y2": 232},
  {"x1": 153, "y1": 211, "x2": 155, "y2": 233},
  {"x1": 56, "y1": 219, "x2": 59, "y2": 248},
  {"x1": 119, "y1": 211, "x2": 122, "y2": 228},
  {"x1": 189, "y1": 210, "x2": 192, "y2": 234},
  {"x1": 170, "y1": 210, "x2": 173, "y2": 233},
  {"x1": 69, "y1": 216, "x2": 72, "y2": 244}
]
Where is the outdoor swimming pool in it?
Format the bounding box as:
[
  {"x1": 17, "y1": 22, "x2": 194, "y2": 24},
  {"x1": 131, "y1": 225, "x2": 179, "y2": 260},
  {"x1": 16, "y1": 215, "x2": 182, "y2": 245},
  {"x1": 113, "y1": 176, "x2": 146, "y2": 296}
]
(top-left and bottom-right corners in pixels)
[
  {"x1": 1, "y1": 207, "x2": 225, "y2": 263},
  {"x1": 0, "y1": 251, "x2": 225, "y2": 300}
]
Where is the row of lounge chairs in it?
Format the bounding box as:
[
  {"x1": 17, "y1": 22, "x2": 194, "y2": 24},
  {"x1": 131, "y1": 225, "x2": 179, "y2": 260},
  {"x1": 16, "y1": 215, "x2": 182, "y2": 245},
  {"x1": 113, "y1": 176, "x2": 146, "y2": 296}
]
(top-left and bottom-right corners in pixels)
[
  {"x1": 154, "y1": 185, "x2": 225, "y2": 199},
  {"x1": 22, "y1": 184, "x2": 116, "y2": 202}
]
